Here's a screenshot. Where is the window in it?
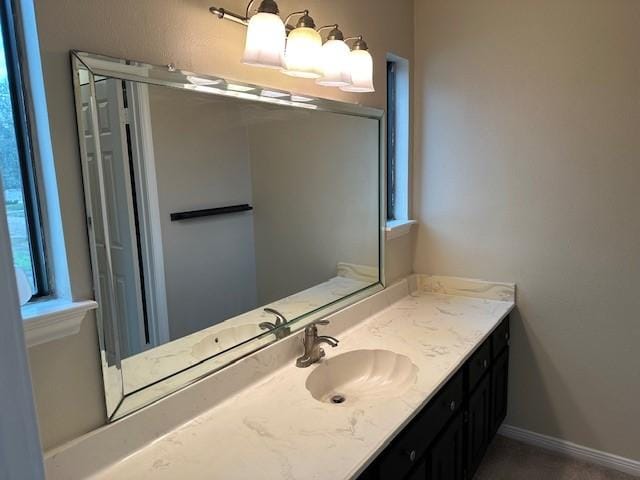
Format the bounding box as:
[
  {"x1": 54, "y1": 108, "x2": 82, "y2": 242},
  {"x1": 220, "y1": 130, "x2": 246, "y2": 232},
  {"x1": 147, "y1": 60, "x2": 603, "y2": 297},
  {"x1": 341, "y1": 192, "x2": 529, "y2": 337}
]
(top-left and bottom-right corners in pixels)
[
  {"x1": 385, "y1": 54, "x2": 414, "y2": 238},
  {"x1": 386, "y1": 60, "x2": 398, "y2": 220},
  {"x1": 1, "y1": 1, "x2": 48, "y2": 299}
]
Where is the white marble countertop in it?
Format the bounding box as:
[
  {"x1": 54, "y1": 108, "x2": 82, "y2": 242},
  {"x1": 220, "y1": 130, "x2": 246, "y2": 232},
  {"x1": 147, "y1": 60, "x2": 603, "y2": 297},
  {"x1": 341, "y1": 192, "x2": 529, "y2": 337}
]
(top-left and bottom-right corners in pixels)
[{"x1": 88, "y1": 276, "x2": 515, "y2": 480}]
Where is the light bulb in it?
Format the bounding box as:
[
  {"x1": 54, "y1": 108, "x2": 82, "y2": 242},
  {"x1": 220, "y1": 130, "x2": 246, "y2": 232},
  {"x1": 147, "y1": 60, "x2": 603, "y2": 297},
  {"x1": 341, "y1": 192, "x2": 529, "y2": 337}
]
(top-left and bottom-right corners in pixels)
[
  {"x1": 242, "y1": 12, "x2": 286, "y2": 69},
  {"x1": 283, "y1": 27, "x2": 322, "y2": 78},
  {"x1": 340, "y1": 48, "x2": 375, "y2": 93},
  {"x1": 316, "y1": 39, "x2": 351, "y2": 87}
]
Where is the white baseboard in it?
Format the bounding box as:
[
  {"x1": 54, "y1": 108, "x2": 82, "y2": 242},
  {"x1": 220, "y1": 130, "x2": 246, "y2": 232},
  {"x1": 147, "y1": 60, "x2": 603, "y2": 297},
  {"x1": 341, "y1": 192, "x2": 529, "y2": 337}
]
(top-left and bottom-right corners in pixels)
[{"x1": 498, "y1": 424, "x2": 640, "y2": 477}]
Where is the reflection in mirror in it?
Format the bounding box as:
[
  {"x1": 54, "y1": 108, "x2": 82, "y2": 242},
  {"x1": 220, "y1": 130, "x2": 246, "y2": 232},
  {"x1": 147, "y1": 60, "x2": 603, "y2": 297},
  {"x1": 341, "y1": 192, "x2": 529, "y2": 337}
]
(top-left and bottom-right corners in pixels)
[{"x1": 72, "y1": 52, "x2": 382, "y2": 419}]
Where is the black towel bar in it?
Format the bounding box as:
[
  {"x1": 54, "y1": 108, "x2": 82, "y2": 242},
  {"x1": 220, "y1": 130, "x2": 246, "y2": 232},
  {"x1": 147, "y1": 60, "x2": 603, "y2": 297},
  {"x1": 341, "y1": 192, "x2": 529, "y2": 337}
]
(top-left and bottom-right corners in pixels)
[{"x1": 170, "y1": 204, "x2": 253, "y2": 221}]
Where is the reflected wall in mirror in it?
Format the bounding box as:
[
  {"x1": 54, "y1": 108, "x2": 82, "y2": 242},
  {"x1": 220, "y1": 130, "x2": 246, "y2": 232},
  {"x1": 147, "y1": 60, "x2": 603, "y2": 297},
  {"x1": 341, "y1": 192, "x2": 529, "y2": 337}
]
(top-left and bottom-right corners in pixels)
[{"x1": 72, "y1": 51, "x2": 383, "y2": 420}]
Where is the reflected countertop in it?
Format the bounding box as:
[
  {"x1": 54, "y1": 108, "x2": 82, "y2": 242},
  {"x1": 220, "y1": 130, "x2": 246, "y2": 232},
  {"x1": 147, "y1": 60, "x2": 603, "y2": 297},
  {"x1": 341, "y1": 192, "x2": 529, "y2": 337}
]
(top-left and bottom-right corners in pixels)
[
  {"x1": 90, "y1": 275, "x2": 515, "y2": 480},
  {"x1": 111, "y1": 273, "x2": 376, "y2": 413}
]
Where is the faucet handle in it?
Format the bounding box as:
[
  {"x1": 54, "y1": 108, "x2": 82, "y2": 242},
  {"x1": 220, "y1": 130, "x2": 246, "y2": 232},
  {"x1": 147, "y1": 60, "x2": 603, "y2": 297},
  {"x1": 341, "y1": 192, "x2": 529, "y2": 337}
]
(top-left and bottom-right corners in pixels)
[
  {"x1": 263, "y1": 307, "x2": 288, "y2": 326},
  {"x1": 304, "y1": 319, "x2": 329, "y2": 334}
]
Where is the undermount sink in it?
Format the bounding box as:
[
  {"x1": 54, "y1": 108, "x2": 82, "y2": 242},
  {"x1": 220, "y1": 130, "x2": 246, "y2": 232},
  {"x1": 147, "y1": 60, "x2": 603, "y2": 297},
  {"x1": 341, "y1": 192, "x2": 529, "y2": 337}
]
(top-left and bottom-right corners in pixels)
[{"x1": 305, "y1": 349, "x2": 418, "y2": 405}]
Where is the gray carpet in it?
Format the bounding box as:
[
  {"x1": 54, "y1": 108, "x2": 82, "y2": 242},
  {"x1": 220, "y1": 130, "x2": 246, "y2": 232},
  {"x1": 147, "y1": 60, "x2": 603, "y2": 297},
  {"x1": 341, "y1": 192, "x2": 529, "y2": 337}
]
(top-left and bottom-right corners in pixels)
[{"x1": 475, "y1": 435, "x2": 638, "y2": 480}]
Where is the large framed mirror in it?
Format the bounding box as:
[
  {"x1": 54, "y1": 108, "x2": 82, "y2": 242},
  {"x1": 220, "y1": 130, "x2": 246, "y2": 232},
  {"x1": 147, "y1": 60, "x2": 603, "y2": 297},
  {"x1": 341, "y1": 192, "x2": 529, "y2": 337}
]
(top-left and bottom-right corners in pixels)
[{"x1": 71, "y1": 51, "x2": 384, "y2": 420}]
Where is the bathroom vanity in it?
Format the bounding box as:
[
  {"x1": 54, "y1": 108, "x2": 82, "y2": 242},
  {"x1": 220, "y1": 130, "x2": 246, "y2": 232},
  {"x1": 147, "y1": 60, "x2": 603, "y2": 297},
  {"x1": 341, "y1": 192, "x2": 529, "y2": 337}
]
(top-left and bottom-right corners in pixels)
[
  {"x1": 50, "y1": 52, "x2": 516, "y2": 480},
  {"x1": 358, "y1": 315, "x2": 510, "y2": 480},
  {"x1": 45, "y1": 275, "x2": 515, "y2": 479}
]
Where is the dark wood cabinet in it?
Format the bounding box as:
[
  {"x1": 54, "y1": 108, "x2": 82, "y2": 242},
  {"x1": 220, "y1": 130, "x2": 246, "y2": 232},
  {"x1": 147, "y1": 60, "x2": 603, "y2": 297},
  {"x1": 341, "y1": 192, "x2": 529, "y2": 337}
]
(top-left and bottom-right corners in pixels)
[
  {"x1": 428, "y1": 413, "x2": 465, "y2": 480},
  {"x1": 490, "y1": 347, "x2": 509, "y2": 439},
  {"x1": 467, "y1": 338, "x2": 491, "y2": 392},
  {"x1": 358, "y1": 316, "x2": 510, "y2": 480},
  {"x1": 378, "y1": 372, "x2": 463, "y2": 480},
  {"x1": 406, "y1": 461, "x2": 427, "y2": 480},
  {"x1": 466, "y1": 373, "x2": 491, "y2": 478}
]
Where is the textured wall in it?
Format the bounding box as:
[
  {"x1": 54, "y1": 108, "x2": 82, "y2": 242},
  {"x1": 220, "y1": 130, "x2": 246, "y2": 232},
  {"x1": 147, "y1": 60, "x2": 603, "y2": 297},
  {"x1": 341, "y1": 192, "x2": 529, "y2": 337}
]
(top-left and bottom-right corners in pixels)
[
  {"x1": 28, "y1": 0, "x2": 415, "y2": 450},
  {"x1": 414, "y1": 0, "x2": 640, "y2": 460}
]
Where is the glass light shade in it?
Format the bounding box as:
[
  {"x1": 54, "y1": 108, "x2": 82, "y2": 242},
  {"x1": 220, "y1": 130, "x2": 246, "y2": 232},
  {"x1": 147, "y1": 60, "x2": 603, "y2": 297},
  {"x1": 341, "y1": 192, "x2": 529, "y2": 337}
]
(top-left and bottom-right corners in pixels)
[
  {"x1": 340, "y1": 49, "x2": 375, "y2": 93},
  {"x1": 283, "y1": 27, "x2": 322, "y2": 78},
  {"x1": 316, "y1": 39, "x2": 351, "y2": 87},
  {"x1": 242, "y1": 12, "x2": 286, "y2": 69}
]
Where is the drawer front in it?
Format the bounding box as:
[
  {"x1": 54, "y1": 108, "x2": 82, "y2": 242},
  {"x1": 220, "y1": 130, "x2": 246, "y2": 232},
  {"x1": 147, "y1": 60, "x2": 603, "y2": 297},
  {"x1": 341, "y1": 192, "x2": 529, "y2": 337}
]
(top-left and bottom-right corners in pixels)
[
  {"x1": 468, "y1": 338, "x2": 491, "y2": 392},
  {"x1": 492, "y1": 316, "x2": 510, "y2": 359},
  {"x1": 379, "y1": 372, "x2": 463, "y2": 480}
]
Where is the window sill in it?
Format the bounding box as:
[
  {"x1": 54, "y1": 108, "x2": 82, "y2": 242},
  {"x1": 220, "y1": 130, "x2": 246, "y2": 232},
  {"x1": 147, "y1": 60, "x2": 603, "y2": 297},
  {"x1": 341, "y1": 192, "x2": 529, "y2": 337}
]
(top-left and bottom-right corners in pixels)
[
  {"x1": 21, "y1": 299, "x2": 98, "y2": 348},
  {"x1": 385, "y1": 219, "x2": 417, "y2": 240}
]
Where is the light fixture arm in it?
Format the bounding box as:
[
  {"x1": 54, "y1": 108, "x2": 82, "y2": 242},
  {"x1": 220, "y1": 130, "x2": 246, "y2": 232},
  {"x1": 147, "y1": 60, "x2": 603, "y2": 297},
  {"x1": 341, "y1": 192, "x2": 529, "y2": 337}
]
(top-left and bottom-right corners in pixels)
[
  {"x1": 208, "y1": 0, "x2": 280, "y2": 26},
  {"x1": 316, "y1": 24, "x2": 338, "y2": 33},
  {"x1": 317, "y1": 24, "x2": 344, "y2": 41},
  {"x1": 344, "y1": 35, "x2": 368, "y2": 50},
  {"x1": 209, "y1": 6, "x2": 250, "y2": 26},
  {"x1": 245, "y1": 0, "x2": 256, "y2": 18},
  {"x1": 284, "y1": 10, "x2": 311, "y2": 30},
  {"x1": 210, "y1": 2, "x2": 299, "y2": 31}
]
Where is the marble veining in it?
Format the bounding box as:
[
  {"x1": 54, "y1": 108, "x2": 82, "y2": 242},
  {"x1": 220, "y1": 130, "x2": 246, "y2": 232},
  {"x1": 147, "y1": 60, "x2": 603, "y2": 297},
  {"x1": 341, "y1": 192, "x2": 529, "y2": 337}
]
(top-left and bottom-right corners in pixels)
[
  {"x1": 416, "y1": 274, "x2": 515, "y2": 302},
  {"x1": 83, "y1": 275, "x2": 514, "y2": 480}
]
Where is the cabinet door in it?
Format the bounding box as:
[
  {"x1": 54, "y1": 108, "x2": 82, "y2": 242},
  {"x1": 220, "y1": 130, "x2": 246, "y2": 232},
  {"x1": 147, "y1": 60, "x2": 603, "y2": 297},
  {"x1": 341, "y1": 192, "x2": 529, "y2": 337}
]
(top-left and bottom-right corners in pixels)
[
  {"x1": 427, "y1": 413, "x2": 464, "y2": 480},
  {"x1": 490, "y1": 347, "x2": 509, "y2": 439},
  {"x1": 379, "y1": 372, "x2": 463, "y2": 480},
  {"x1": 467, "y1": 374, "x2": 491, "y2": 477},
  {"x1": 406, "y1": 461, "x2": 426, "y2": 480}
]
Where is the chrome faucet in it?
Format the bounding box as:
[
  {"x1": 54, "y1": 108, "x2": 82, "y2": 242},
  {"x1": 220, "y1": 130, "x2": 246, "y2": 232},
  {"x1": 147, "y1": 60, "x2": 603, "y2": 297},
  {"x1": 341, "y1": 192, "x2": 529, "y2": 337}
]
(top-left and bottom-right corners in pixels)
[
  {"x1": 259, "y1": 307, "x2": 290, "y2": 340},
  {"x1": 296, "y1": 320, "x2": 339, "y2": 368}
]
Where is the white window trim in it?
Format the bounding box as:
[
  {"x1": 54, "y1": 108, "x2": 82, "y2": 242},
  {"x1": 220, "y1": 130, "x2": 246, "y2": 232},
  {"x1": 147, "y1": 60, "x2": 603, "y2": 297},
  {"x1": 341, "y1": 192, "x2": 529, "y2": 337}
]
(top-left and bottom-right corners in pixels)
[
  {"x1": 385, "y1": 219, "x2": 417, "y2": 240},
  {"x1": 12, "y1": 0, "x2": 97, "y2": 347},
  {"x1": 386, "y1": 53, "x2": 416, "y2": 240},
  {"x1": 21, "y1": 299, "x2": 97, "y2": 348}
]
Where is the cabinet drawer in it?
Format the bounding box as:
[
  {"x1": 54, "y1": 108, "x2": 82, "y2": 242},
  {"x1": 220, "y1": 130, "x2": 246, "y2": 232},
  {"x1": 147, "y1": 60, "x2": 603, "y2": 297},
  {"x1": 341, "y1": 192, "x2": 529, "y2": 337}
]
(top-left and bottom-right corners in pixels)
[
  {"x1": 468, "y1": 338, "x2": 491, "y2": 392},
  {"x1": 492, "y1": 316, "x2": 510, "y2": 359},
  {"x1": 379, "y1": 372, "x2": 463, "y2": 480}
]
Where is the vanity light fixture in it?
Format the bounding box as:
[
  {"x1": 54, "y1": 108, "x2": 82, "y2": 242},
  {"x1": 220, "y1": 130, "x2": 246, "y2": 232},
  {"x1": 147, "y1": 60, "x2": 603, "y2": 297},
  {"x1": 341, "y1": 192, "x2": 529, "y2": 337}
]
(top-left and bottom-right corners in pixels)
[
  {"x1": 242, "y1": 0, "x2": 286, "y2": 68},
  {"x1": 282, "y1": 11, "x2": 322, "y2": 78},
  {"x1": 315, "y1": 26, "x2": 351, "y2": 87},
  {"x1": 209, "y1": 1, "x2": 374, "y2": 92},
  {"x1": 340, "y1": 37, "x2": 375, "y2": 93}
]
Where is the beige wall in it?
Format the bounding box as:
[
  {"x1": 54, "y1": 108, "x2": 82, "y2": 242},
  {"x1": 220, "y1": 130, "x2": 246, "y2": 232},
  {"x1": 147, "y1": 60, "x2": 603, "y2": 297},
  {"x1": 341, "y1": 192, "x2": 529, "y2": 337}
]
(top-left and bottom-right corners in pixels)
[
  {"x1": 248, "y1": 111, "x2": 380, "y2": 304},
  {"x1": 414, "y1": 0, "x2": 640, "y2": 460},
  {"x1": 28, "y1": 0, "x2": 414, "y2": 450}
]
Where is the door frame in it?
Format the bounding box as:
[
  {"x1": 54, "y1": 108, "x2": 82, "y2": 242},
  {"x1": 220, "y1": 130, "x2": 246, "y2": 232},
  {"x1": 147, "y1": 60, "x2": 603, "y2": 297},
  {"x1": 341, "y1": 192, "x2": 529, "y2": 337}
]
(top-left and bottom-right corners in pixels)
[{"x1": 126, "y1": 82, "x2": 170, "y2": 345}]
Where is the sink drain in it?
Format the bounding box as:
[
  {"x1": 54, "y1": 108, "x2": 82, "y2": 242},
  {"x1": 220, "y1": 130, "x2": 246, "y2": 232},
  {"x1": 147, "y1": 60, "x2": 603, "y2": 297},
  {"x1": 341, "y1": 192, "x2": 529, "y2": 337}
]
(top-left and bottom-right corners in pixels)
[{"x1": 330, "y1": 394, "x2": 346, "y2": 404}]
